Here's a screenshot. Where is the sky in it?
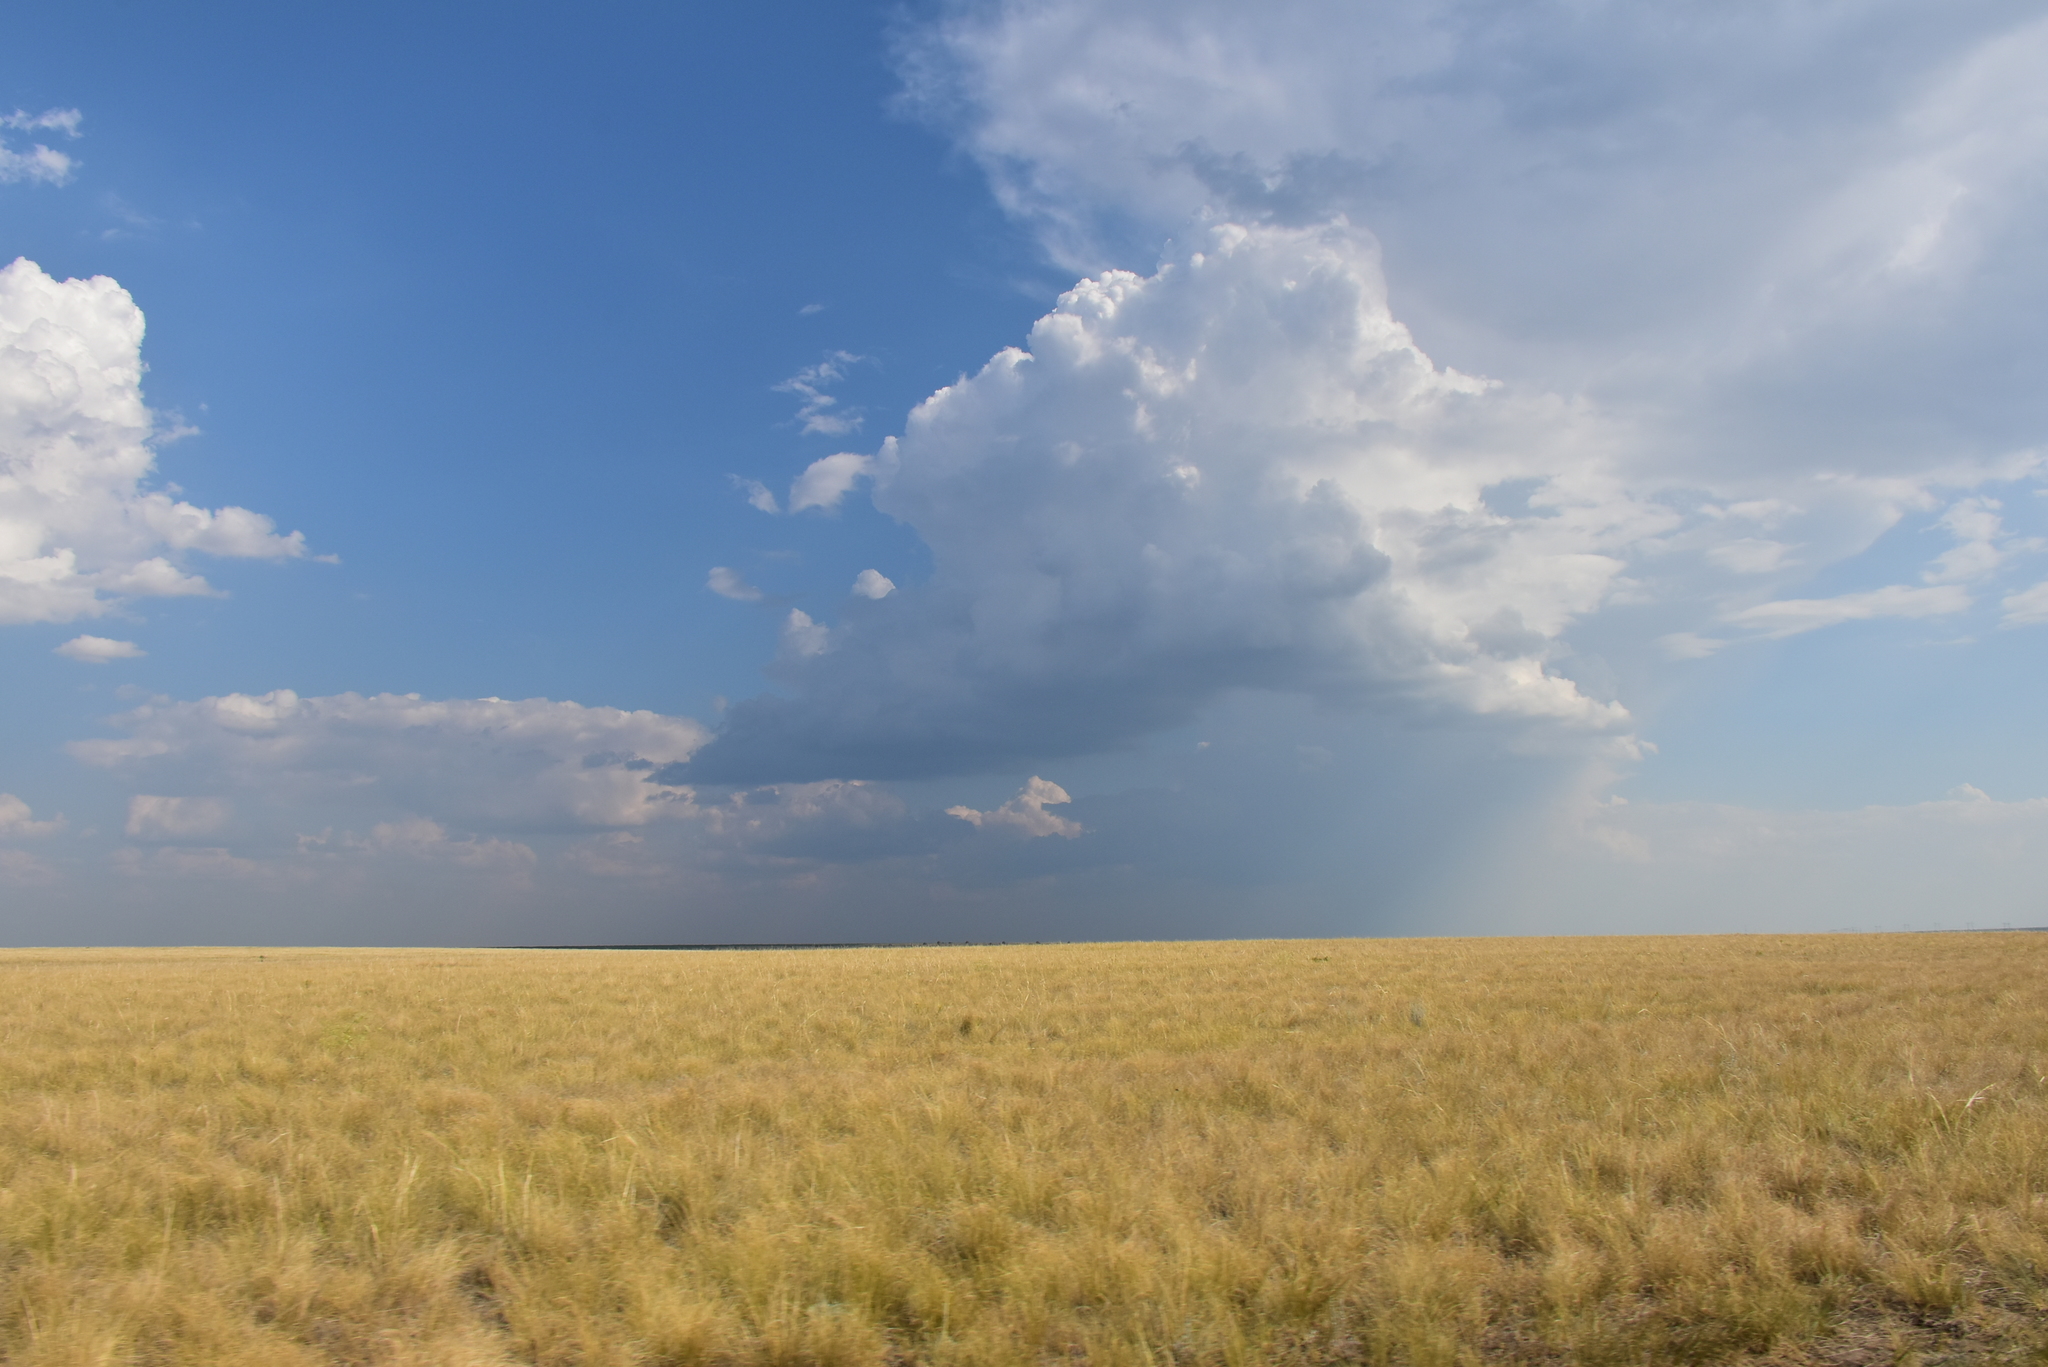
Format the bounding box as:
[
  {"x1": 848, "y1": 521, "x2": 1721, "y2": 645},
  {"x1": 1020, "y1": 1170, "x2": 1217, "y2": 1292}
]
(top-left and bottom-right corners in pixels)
[{"x1": 4, "y1": 0, "x2": 2048, "y2": 945}]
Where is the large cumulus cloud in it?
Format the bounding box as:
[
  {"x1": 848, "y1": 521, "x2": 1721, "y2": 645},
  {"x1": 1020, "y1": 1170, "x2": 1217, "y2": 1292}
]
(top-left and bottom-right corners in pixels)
[
  {"x1": 0, "y1": 258, "x2": 311, "y2": 625},
  {"x1": 691, "y1": 219, "x2": 2033, "y2": 782},
  {"x1": 697, "y1": 223, "x2": 1627, "y2": 780}
]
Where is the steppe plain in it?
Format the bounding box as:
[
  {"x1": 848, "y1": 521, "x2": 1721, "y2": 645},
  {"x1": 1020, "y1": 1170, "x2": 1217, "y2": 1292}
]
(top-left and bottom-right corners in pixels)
[{"x1": 0, "y1": 934, "x2": 2043, "y2": 1366}]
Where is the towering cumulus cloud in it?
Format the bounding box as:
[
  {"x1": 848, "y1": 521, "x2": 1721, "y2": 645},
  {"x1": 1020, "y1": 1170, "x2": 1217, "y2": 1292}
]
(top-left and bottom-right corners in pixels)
[
  {"x1": 0, "y1": 258, "x2": 310, "y2": 624},
  {"x1": 696, "y1": 221, "x2": 1644, "y2": 781}
]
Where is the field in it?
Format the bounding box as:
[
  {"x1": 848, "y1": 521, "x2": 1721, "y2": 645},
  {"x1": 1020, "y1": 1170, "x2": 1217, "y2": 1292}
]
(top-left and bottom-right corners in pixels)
[{"x1": 0, "y1": 936, "x2": 2044, "y2": 1367}]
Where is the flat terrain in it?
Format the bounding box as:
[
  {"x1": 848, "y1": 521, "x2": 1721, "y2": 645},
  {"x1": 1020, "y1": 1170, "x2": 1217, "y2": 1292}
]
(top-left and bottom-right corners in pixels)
[{"x1": 0, "y1": 936, "x2": 2043, "y2": 1366}]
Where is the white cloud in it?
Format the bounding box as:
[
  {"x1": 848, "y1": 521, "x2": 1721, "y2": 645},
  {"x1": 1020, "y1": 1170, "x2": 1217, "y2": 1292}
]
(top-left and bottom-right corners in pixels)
[
  {"x1": 1723, "y1": 584, "x2": 1972, "y2": 639},
  {"x1": 70, "y1": 690, "x2": 712, "y2": 830},
  {"x1": 788, "y1": 450, "x2": 878, "y2": 513},
  {"x1": 694, "y1": 194, "x2": 2048, "y2": 785},
  {"x1": 1925, "y1": 497, "x2": 2009, "y2": 583},
  {"x1": 726, "y1": 0, "x2": 2048, "y2": 789},
  {"x1": 695, "y1": 223, "x2": 1686, "y2": 781},
  {"x1": 0, "y1": 109, "x2": 79, "y2": 187},
  {"x1": 900, "y1": 2, "x2": 2048, "y2": 349},
  {"x1": 0, "y1": 848, "x2": 59, "y2": 885},
  {"x1": 948, "y1": 776, "x2": 1083, "y2": 837},
  {"x1": 1705, "y1": 539, "x2": 1797, "y2": 575},
  {"x1": 1, "y1": 110, "x2": 82, "y2": 136},
  {"x1": 125, "y1": 795, "x2": 231, "y2": 840},
  {"x1": 775, "y1": 350, "x2": 867, "y2": 436},
  {"x1": 0, "y1": 793, "x2": 63, "y2": 839},
  {"x1": 707, "y1": 566, "x2": 763, "y2": 601},
  {"x1": 1657, "y1": 632, "x2": 1724, "y2": 661},
  {"x1": 0, "y1": 258, "x2": 314, "y2": 625},
  {"x1": 0, "y1": 147, "x2": 75, "y2": 186},
  {"x1": 54, "y1": 633, "x2": 143, "y2": 663},
  {"x1": 851, "y1": 568, "x2": 895, "y2": 599},
  {"x1": 732, "y1": 476, "x2": 781, "y2": 514},
  {"x1": 898, "y1": 1, "x2": 2048, "y2": 523},
  {"x1": 782, "y1": 608, "x2": 830, "y2": 658},
  {"x1": 2000, "y1": 579, "x2": 2048, "y2": 626}
]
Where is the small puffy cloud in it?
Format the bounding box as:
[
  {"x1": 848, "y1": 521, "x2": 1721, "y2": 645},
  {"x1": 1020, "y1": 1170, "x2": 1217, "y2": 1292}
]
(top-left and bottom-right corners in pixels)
[
  {"x1": 2000, "y1": 579, "x2": 2048, "y2": 626},
  {"x1": 1925, "y1": 498, "x2": 2008, "y2": 584},
  {"x1": 70, "y1": 690, "x2": 712, "y2": 830},
  {"x1": 782, "y1": 608, "x2": 830, "y2": 658},
  {"x1": 731, "y1": 476, "x2": 780, "y2": 514},
  {"x1": 55, "y1": 633, "x2": 143, "y2": 663},
  {"x1": 775, "y1": 350, "x2": 868, "y2": 436},
  {"x1": 948, "y1": 776, "x2": 1083, "y2": 837},
  {"x1": 707, "y1": 566, "x2": 763, "y2": 601},
  {"x1": 0, "y1": 108, "x2": 79, "y2": 186},
  {"x1": 788, "y1": 451, "x2": 878, "y2": 513},
  {"x1": 0, "y1": 258, "x2": 314, "y2": 625},
  {"x1": 0, "y1": 147, "x2": 74, "y2": 185},
  {"x1": 1, "y1": 109, "x2": 82, "y2": 136},
  {"x1": 0, "y1": 849, "x2": 59, "y2": 885},
  {"x1": 851, "y1": 568, "x2": 896, "y2": 599},
  {"x1": 0, "y1": 793, "x2": 63, "y2": 838},
  {"x1": 125, "y1": 795, "x2": 231, "y2": 840}
]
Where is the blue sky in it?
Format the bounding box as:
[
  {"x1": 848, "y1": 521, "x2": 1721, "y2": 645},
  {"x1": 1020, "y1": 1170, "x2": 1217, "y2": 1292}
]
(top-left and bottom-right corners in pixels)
[{"x1": 4, "y1": 0, "x2": 2047, "y2": 944}]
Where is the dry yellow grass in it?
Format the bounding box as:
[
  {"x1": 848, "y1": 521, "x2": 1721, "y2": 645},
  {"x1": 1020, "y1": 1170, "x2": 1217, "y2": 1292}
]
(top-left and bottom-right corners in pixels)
[{"x1": 0, "y1": 935, "x2": 2044, "y2": 1366}]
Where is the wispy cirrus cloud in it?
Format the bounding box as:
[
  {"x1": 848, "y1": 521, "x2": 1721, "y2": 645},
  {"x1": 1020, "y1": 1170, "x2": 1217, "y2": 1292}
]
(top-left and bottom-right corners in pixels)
[{"x1": 775, "y1": 350, "x2": 869, "y2": 436}]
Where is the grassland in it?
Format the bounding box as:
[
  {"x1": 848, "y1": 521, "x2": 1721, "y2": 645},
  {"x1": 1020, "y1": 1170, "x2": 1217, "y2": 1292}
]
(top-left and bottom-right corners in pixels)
[{"x1": 0, "y1": 935, "x2": 2043, "y2": 1367}]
